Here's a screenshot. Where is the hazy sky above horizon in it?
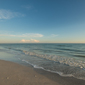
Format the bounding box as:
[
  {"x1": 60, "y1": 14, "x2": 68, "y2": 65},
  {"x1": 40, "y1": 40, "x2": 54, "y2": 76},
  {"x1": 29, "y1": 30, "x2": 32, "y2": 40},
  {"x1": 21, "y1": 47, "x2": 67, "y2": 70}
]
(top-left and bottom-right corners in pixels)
[{"x1": 0, "y1": 0, "x2": 85, "y2": 43}]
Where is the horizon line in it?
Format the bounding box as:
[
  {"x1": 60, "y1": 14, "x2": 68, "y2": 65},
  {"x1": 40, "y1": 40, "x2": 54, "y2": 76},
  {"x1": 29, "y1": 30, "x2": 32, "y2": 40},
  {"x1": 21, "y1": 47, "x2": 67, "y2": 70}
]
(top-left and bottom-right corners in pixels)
[{"x1": 0, "y1": 42, "x2": 85, "y2": 44}]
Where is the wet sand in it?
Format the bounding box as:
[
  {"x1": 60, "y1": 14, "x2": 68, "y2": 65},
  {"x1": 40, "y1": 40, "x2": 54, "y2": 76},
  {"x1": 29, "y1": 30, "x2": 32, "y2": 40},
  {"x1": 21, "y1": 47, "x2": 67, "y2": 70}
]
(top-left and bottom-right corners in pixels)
[
  {"x1": 0, "y1": 59, "x2": 85, "y2": 85},
  {"x1": 34, "y1": 68, "x2": 85, "y2": 85}
]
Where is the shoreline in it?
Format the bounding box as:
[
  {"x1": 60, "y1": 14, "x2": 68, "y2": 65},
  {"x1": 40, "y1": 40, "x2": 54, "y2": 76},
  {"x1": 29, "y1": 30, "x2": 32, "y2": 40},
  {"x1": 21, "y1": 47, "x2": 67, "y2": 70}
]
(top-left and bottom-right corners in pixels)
[
  {"x1": 0, "y1": 59, "x2": 58, "y2": 85},
  {"x1": 0, "y1": 60, "x2": 85, "y2": 85},
  {"x1": 18, "y1": 58, "x2": 85, "y2": 85},
  {"x1": 34, "y1": 68, "x2": 85, "y2": 85}
]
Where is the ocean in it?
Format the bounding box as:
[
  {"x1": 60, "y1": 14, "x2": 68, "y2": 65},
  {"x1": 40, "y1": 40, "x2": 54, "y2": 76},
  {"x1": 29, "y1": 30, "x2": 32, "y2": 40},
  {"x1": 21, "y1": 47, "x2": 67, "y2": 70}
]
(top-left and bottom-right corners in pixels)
[{"x1": 0, "y1": 43, "x2": 85, "y2": 80}]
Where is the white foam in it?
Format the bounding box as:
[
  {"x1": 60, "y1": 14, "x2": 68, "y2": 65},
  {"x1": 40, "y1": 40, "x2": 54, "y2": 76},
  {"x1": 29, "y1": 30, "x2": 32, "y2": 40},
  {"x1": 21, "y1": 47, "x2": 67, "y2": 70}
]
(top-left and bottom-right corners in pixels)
[
  {"x1": 43, "y1": 69, "x2": 74, "y2": 77},
  {"x1": 33, "y1": 65, "x2": 44, "y2": 69},
  {"x1": 21, "y1": 59, "x2": 85, "y2": 80},
  {"x1": 22, "y1": 50, "x2": 85, "y2": 69}
]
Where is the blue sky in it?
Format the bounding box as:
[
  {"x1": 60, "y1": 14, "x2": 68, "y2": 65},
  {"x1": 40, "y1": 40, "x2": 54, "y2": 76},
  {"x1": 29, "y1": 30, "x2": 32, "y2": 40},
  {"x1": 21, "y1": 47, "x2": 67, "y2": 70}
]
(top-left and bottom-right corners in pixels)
[{"x1": 0, "y1": 0, "x2": 85, "y2": 43}]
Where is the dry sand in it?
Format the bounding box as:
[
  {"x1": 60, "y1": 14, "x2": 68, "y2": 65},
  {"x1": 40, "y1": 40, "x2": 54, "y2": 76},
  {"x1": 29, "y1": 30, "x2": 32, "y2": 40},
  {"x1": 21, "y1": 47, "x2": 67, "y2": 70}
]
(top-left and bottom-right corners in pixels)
[{"x1": 0, "y1": 60, "x2": 59, "y2": 85}]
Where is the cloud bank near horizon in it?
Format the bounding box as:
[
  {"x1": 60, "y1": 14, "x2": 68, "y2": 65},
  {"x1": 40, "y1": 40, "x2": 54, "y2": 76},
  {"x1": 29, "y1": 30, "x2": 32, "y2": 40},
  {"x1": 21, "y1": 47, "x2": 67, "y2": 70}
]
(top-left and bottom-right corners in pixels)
[
  {"x1": 0, "y1": 33, "x2": 43, "y2": 37},
  {"x1": 21, "y1": 39, "x2": 40, "y2": 43}
]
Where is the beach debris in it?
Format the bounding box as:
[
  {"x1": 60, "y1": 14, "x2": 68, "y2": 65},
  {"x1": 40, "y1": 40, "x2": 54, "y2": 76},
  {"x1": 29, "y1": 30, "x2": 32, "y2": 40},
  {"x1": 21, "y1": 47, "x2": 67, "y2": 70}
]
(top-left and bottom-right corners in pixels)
[
  {"x1": 6, "y1": 77, "x2": 9, "y2": 79},
  {"x1": 34, "y1": 75, "x2": 37, "y2": 77}
]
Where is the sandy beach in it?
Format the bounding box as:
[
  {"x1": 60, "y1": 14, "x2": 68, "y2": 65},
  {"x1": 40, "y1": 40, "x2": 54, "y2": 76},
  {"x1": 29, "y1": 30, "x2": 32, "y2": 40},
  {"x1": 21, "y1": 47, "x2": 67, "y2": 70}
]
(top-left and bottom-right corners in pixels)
[
  {"x1": 0, "y1": 60, "x2": 85, "y2": 85},
  {"x1": 0, "y1": 60, "x2": 59, "y2": 85}
]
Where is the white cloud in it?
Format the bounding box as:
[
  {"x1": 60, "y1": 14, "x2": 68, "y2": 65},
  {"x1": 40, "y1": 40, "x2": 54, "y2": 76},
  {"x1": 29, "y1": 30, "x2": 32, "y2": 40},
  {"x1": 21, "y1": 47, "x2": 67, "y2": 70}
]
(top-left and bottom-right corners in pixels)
[
  {"x1": 0, "y1": 9, "x2": 24, "y2": 19},
  {"x1": 0, "y1": 33, "x2": 43, "y2": 37},
  {"x1": 31, "y1": 39, "x2": 40, "y2": 43},
  {"x1": 21, "y1": 39, "x2": 30, "y2": 42},
  {"x1": 21, "y1": 33, "x2": 43, "y2": 37},
  {"x1": 51, "y1": 34, "x2": 58, "y2": 37},
  {"x1": 21, "y1": 39, "x2": 40, "y2": 43}
]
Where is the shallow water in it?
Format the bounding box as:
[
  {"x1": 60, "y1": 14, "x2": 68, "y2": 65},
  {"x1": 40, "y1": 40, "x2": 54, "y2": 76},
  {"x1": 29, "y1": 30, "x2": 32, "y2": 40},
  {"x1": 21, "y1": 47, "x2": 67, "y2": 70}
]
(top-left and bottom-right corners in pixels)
[{"x1": 0, "y1": 43, "x2": 85, "y2": 80}]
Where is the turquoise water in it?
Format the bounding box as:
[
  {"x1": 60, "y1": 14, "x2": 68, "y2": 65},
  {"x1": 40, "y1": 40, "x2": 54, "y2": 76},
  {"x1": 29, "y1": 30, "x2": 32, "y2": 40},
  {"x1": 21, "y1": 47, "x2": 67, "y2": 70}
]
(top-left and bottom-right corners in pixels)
[{"x1": 0, "y1": 43, "x2": 85, "y2": 80}]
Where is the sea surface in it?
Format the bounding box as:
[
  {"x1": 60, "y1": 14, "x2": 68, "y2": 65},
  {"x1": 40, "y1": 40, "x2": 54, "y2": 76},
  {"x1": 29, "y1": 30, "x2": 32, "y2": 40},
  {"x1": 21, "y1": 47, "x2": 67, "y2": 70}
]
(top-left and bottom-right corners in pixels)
[{"x1": 0, "y1": 43, "x2": 85, "y2": 80}]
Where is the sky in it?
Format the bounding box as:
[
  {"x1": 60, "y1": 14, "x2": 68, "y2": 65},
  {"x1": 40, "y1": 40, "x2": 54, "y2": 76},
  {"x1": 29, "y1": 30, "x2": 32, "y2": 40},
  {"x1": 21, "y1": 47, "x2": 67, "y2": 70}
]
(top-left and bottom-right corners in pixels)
[{"x1": 0, "y1": 0, "x2": 85, "y2": 43}]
